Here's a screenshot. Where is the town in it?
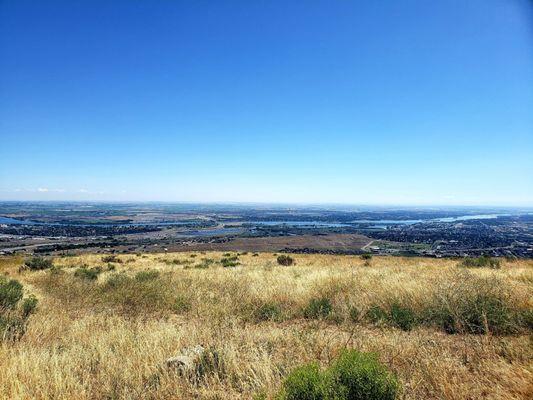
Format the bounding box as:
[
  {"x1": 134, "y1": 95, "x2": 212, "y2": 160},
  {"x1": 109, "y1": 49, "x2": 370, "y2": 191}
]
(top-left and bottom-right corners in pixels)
[{"x1": 1, "y1": 202, "x2": 531, "y2": 258}]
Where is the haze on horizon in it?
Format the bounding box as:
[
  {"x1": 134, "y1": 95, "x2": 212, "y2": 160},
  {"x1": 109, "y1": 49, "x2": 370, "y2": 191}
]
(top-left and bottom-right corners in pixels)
[{"x1": 1, "y1": 1, "x2": 532, "y2": 206}]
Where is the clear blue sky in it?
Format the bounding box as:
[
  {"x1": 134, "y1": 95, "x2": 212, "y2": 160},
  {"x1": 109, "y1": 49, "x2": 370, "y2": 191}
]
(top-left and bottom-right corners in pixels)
[{"x1": 1, "y1": 0, "x2": 532, "y2": 205}]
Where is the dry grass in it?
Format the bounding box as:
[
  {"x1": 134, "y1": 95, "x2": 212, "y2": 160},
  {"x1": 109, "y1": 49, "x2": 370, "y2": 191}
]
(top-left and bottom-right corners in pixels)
[{"x1": 0, "y1": 252, "x2": 532, "y2": 399}]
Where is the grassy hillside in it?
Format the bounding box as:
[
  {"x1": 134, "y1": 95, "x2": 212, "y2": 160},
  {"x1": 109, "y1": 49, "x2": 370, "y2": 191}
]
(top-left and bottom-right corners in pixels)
[{"x1": 1, "y1": 252, "x2": 532, "y2": 399}]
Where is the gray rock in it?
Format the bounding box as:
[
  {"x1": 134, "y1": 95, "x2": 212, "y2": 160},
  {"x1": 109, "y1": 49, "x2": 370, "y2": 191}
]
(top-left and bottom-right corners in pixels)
[{"x1": 165, "y1": 345, "x2": 205, "y2": 374}]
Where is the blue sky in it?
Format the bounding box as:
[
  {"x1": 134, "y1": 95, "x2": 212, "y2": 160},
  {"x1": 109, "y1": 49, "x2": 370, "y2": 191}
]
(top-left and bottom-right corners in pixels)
[{"x1": 1, "y1": 0, "x2": 532, "y2": 205}]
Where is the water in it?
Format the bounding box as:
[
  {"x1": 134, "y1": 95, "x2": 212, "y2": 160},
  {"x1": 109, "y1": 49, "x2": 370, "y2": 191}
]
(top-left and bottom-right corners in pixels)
[
  {"x1": 181, "y1": 228, "x2": 244, "y2": 236},
  {"x1": 351, "y1": 219, "x2": 422, "y2": 225},
  {"x1": 0, "y1": 216, "x2": 193, "y2": 227},
  {"x1": 351, "y1": 214, "x2": 511, "y2": 227},
  {"x1": 0, "y1": 213, "x2": 515, "y2": 229},
  {"x1": 251, "y1": 220, "x2": 348, "y2": 228},
  {"x1": 0, "y1": 216, "x2": 37, "y2": 225},
  {"x1": 435, "y1": 214, "x2": 508, "y2": 222}
]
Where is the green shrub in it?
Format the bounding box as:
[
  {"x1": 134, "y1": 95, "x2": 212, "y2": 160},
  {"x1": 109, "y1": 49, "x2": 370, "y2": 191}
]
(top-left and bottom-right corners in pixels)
[
  {"x1": 518, "y1": 309, "x2": 533, "y2": 330},
  {"x1": 304, "y1": 297, "x2": 332, "y2": 319},
  {"x1": 360, "y1": 253, "x2": 372, "y2": 261},
  {"x1": 281, "y1": 362, "x2": 325, "y2": 400},
  {"x1": 0, "y1": 277, "x2": 23, "y2": 309},
  {"x1": 195, "y1": 258, "x2": 215, "y2": 269},
  {"x1": 277, "y1": 255, "x2": 294, "y2": 266},
  {"x1": 74, "y1": 267, "x2": 101, "y2": 281},
  {"x1": 366, "y1": 305, "x2": 388, "y2": 324},
  {"x1": 0, "y1": 315, "x2": 26, "y2": 341},
  {"x1": 24, "y1": 256, "x2": 53, "y2": 271},
  {"x1": 438, "y1": 292, "x2": 513, "y2": 334},
  {"x1": 349, "y1": 307, "x2": 361, "y2": 322},
  {"x1": 173, "y1": 295, "x2": 191, "y2": 313},
  {"x1": 365, "y1": 303, "x2": 416, "y2": 331},
  {"x1": 389, "y1": 303, "x2": 416, "y2": 331},
  {"x1": 105, "y1": 272, "x2": 129, "y2": 288},
  {"x1": 102, "y1": 255, "x2": 122, "y2": 263},
  {"x1": 278, "y1": 350, "x2": 399, "y2": 400},
  {"x1": 134, "y1": 270, "x2": 160, "y2": 282},
  {"x1": 195, "y1": 347, "x2": 226, "y2": 381},
  {"x1": 460, "y1": 256, "x2": 500, "y2": 269},
  {"x1": 221, "y1": 255, "x2": 239, "y2": 268},
  {"x1": 170, "y1": 259, "x2": 193, "y2": 266},
  {"x1": 254, "y1": 302, "x2": 282, "y2": 322},
  {"x1": 325, "y1": 350, "x2": 399, "y2": 400},
  {"x1": 0, "y1": 278, "x2": 37, "y2": 341},
  {"x1": 21, "y1": 295, "x2": 38, "y2": 318},
  {"x1": 431, "y1": 273, "x2": 515, "y2": 334}
]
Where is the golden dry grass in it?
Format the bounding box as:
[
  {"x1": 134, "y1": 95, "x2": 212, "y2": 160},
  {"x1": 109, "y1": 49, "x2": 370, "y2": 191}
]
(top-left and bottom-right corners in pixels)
[{"x1": 1, "y1": 252, "x2": 532, "y2": 399}]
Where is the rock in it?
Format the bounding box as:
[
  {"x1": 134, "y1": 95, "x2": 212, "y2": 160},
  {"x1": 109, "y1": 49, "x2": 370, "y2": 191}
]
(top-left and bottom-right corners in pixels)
[
  {"x1": 166, "y1": 355, "x2": 194, "y2": 371},
  {"x1": 165, "y1": 345, "x2": 205, "y2": 374}
]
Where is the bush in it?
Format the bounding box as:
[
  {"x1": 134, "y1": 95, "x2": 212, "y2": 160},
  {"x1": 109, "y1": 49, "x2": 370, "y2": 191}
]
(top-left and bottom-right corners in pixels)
[
  {"x1": 0, "y1": 277, "x2": 37, "y2": 341},
  {"x1": 254, "y1": 302, "x2": 282, "y2": 322},
  {"x1": 460, "y1": 256, "x2": 500, "y2": 269},
  {"x1": 102, "y1": 255, "x2": 122, "y2": 263},
  {"x1": 0, "y1": 277, "x2": 23, "y2": 309},
  {"x1": 195, "y1": 347, "x2": 226, "y2": 381},
  {"x1": 221, "y1": 255, "x2": 239, "y2": 268},
  {"x1": 0, "y1": 315, "x2": 26, "y2": 341},
  {"x1": 361, "y1": 253, "x2": 372, "y2": 261},
  {"x1": 304, "y1": 297, "x2": 332, "y2": 319},
  {"x1": 21, "y1": 295, "x2": 38, "y2": 318},
  {"x1": 281, "y1": 362, "x2": 325, "y2": 400},
  {"x1": 366, "y1": 305, "x2": 388, "y2": 324},
  {"x1": 325, "y1": 350, "x2": 399, "y2": 400},
  {"x1": 170, "y1": 259, "x2": 193, "y2": 266},
  {"x1": 349, "y1": 307, "x2": 360, "y2": 322},
  {"x1": 430, "y1": 273, "x2": 515, "y2": 334},
  {"x1": 74, "y1": 267, "x2": 102, "y2": 281},
  {"x1": 173, "y1": 295, "x2": 191, "y2": 313},
  {"x1": 24, "y1": 256, "x2": 53, "y2": 271},
  {"x1": 277, "y1": 255, "x2": 294, "y2": 266},
  {"x1": 134, "y1": 270, "x2": 160, "y2": 282},
  {"x1": 366, "y1": 303, "x2": 416, "y2": 331},
  {"x1": 389, "y1": 303, "x2": 416, "y2": 331},
  {"x1": 278, "y1": 350, "x2": 399, "y2": 400},
  {"x1": 195, "y1": 258, "x2": 215, "y2": 269}
]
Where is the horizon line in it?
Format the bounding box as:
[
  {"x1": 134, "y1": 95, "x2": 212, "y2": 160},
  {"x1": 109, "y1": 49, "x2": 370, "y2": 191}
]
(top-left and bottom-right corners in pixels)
[{"x1": 0, "y1": 199, "x2": 532, "y2": 209}]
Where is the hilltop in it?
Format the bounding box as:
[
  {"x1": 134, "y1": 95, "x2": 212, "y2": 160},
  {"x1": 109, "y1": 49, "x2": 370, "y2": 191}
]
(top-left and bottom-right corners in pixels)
[{"x1": 1, "y1": 252, "x2": 532, "y2": 399}]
